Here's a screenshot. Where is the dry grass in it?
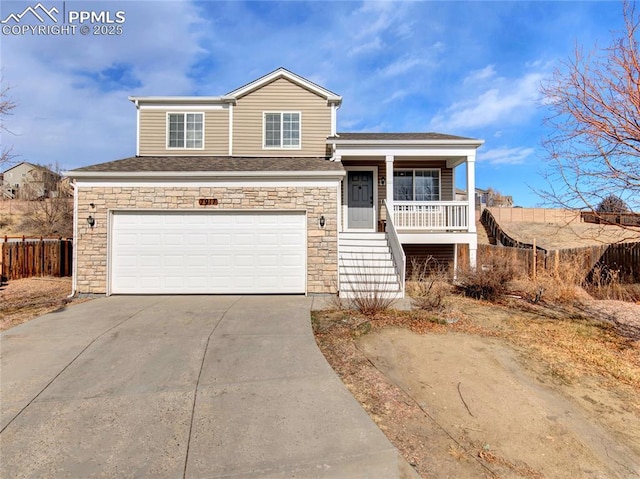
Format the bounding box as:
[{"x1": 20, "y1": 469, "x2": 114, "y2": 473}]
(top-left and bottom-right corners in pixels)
[
  {"x1": 499, "y1": 221, "x2": 640, "y2": 249},
  {"x1": 511, "y1": 255, "x2": 590, "y2": 304},
  {"x1": 313, "y1": 295, "x2": 640, "y2": 478},
  {"x1": 0, "y1": 200, "x2": 30, "y2": 237},
  {"x1": 0, "y1": 277, "x2": 89, "y2": 331},
  {"x1": 462, "y1": 300, "x2": 640, "y2": 389},
  {"x1": 586, "y1": 264, "x2": 640, "y2": 302},
  {"x1": 315, "y1": 298, "x2": 640, "y2": 390}
]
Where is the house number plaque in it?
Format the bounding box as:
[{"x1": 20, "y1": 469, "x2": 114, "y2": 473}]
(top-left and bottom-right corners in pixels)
[{"x1": 198, "y1": 198, "x2": 219, "y2": 206}]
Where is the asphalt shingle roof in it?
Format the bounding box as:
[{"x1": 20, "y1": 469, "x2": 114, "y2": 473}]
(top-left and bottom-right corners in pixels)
[{"x1": 70, "y1": 156, "x2": 344, "y2": 173}]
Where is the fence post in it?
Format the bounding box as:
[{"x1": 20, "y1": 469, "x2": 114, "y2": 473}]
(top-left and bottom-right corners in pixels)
[{"x1": 532, "y1": 238, "x2": 537, "y2": 280}]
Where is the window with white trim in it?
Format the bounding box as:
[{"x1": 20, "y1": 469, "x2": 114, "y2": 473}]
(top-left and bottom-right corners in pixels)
[
  {"x1": 264, "y1": 112, "x2": 300, "y2": 148},
  {"x1": 393, "y1": 170, "x2": 440, "y2": 201},
  {"x1": 167, "y1": 113, "x2": 203, "y2": 149}
]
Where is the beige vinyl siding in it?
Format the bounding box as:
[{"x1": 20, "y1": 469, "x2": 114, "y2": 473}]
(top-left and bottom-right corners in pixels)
[
  {"x1": 403, "y1": 244, "x2": 455, "y2": 278},
  {"x1": 139, "y1": 109, "x2": 229, "y2": 156},
  {"x1": 233, "y1": 78, "x2": 332, "y2": 157}
]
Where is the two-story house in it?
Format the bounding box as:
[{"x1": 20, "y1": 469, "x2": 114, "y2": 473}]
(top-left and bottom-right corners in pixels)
[
  {"x1": 67, "y1": 68, "x2": 482, "y2": 297},
  {"x1": 2, "y1": 162, "x2": 61, "y2": 199}
]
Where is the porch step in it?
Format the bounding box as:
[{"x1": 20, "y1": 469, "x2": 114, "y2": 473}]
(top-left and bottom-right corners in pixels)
[
  {"x1": 339, "y1": 246, "x2": 392, "y2": 255},
  {"x1": 339, "y1": 232, "x2": 386, "y2": 241},
  {"x1": 338, "y1": 232, "x2": 404, "y2": 299},
  {"x1": 339, "y1": 259, "x2": 396, "y2": 268}
]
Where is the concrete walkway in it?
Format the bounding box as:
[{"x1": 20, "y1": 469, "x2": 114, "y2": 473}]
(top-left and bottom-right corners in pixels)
[{"x1": 1, "y1": 295, "x2": 417, "y2": 478}]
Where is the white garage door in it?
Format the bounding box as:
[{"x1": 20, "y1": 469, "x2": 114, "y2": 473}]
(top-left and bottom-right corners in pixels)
[{"x1": 110, "y1": 211, "x2": 306, "y2": 294}]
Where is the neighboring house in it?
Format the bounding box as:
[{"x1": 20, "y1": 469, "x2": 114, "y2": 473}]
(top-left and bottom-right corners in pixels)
[
  {"x1": 455, "y1": 188, "x2": 467, "y2": 202},
  {"x1": 67, "y1": 68, "x2": 483, "y2": 297},
  {"x1": 475, "y1": 187, "x2": 513, "y2": 209},
  {"x1": 1, "y1": 162, "x2": 61, "y2": 200}
]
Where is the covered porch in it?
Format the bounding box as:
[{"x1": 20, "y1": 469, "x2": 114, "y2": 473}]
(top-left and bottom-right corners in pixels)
[{"x1": 328, "y1": 132, "x2": 483, "y2": 248}]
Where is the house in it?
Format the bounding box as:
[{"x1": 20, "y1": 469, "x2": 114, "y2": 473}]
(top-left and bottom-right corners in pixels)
[
  {"x1": 1, "y1": 162, "x2": 61, "y2": 200},
  {"x1": 475, "y1": 187, "x2": 513, "y2": 210},
  {"x1": 66, "y1": 68, "x2": 482, "y2": 297}
]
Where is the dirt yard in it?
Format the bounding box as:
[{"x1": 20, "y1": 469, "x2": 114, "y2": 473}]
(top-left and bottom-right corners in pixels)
[
  {"x1": 0, "y1": 277, "x2": 88, "y2": 331},
  {"x1": 0, "y1": 200, "x2": 30, "y2": 238},
  {"x1": 313, "y1": 297, "x2": 640, "y2": 478}
]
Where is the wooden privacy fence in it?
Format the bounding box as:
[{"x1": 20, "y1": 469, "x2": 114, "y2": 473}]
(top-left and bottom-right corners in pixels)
[
  {"x1": 581, "y1": 211, "x2": 640, "y2": 227},
  {"x1": 470, "y1": 244, "x2": 610, "y2": 278},
  {"x1": 1, "y1": 237, "x2": 73, "y2": 280},
  {"x1": 486, "y1": 207, "x2": 581, "y2": 224},
  {"x1": 471, "y1": 209, "x2": 640, "y2": 282}
]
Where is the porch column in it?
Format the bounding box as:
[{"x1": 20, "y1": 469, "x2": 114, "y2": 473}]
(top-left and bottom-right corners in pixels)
[
  {"x1": 385, "y1": 155, "x2": 394, "y2": 220},
  {"x1": 466, "y1": 152, "x2": 476, "y2": 234},
  {"x1": 467, "y1": 152, "x2": 477, "y2": 269}
]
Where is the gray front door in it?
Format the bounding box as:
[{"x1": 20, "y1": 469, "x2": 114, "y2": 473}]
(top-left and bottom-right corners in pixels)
[{"x1": 347, "y1": 171, "x2": 374, "y2": 229}]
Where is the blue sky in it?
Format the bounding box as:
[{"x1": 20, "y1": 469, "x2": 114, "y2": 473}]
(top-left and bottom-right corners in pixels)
[{"x1": 0, "y1": 0, "x2": 625, "y2": 206}]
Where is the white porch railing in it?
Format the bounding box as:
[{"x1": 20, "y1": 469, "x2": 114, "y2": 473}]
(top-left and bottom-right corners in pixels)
[
  {"x1": 383, "y1": 200, "x2": 405, "y2": 296},
  {"x1": 393, "y1": 201, "x2": 469, "y2": 230}
]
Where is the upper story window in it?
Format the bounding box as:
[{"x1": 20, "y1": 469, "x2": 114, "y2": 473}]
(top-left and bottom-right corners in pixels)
[
  {"x1": 264, "y1": 112, "x2": 300, "y2": 149},
  {"x1": 167, "y1": 113, "x2": 203, "y2": 149},
  {"x1": 394, "y1": 169, "x2": 440, "y2": 201}
]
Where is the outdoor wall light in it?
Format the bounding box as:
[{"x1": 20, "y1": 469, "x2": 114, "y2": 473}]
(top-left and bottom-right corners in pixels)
[
  {"x1": 380, "y1": 177, "x2": 386, "y2": 186},
  {"x1": 319, "y1": 215, "x2": 326, "y2": 228},
  {"x1": 87, "y1": 215, "x2": 96, "y2": 228}
]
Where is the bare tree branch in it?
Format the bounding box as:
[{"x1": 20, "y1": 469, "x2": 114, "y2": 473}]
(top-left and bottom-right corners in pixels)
[
  {"x1": 539, "y1": 0, "x2": 640, "y2": 233},
  {"x1": 0, "y1": 77, "x2": 17, "y2": 167}
]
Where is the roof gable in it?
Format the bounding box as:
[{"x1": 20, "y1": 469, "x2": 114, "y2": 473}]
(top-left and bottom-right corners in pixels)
[
  {"x1": 2, "y1": 161, "x2": 58, "y2": 175},
  {"x1": 226, "y1": 68, "x2": 342, "y2": 105},
  {"x1": 3, "y1": 161, "x2": 37, "y2": 174}
]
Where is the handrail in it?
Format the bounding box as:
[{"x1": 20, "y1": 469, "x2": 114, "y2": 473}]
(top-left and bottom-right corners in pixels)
[{"x1": 383, "y1": 200, "x2": 405, "y2": 296}]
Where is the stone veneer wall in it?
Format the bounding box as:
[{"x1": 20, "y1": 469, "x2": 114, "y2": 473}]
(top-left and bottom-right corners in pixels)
[{"x1": 76, "y1": 186, "x2": 338, "y2": 294}]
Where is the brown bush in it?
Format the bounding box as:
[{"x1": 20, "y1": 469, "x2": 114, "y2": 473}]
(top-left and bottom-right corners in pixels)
[
  {"x1": 512, "y1": 255, "x2": 588, "y2": 304},
  {"x1": 407, "y1": 257, "x2": 453, "y2": 310},
  {"x1": 586, "y1": 264, "x2": 640, "y2": 302},
  {"x1": 456, "y1": 255, "x2": 518, "y2": 301}
]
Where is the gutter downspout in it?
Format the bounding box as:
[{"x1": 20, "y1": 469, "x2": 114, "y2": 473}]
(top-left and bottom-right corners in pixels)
[{"x1": 67, "y1": 180, "x2": 78, "y2": 298}]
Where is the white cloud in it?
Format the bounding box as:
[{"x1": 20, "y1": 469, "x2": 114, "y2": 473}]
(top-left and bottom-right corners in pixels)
[
  {"x1": 429, "y1": 69, "x2": 545, "y2": 131},
  {"x1": 348, "y1": 37, "x2": 384, "y2": 56},
  {"x1": 2, "y1": 1, "x2": 208, "y2": 170},
  {"x1": 379, "y1": 55, "x2": 426, "y2": 77},
  {"x1": 480, "y1": 146, "x2": 535, "y2": 165},
  {"x1": 463, "y1": 65, "x2": 497, "y2": 85},
  {"x1": 382, "y1": 89, "x2": 409, "y2": 104}
]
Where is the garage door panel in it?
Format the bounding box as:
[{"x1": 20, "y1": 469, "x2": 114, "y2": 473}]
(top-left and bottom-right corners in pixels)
[{"x1": 111, "y1": 212, "x2": 306, "y2": 294}]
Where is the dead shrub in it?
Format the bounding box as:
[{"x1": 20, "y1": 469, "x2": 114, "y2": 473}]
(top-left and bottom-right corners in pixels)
[
  {"x1": 456, "y1": 254, "x2": 518, "y2": 301},
  {"x1": 349, "y1": 291, "x2": 397, "y2": 316},
  {"x1": 586, "y1": 264, "x2": 640, "y2": 301},
  {"x1": 341, "y1": 256, "x2": 397, "y2": 315},
  {"x1": 407, "y1": 256, "x2": 453, "y2": 310},
  {"x1": 513, "y1": 255, "x2": 588, "y2": 304}
]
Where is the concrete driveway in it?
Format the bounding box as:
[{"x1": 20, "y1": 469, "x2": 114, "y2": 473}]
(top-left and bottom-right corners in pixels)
[{"x1": 0, "y1": 295, "x2": 417, "y2": 478}]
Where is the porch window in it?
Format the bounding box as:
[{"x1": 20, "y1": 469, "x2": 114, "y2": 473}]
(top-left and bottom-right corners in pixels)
[
  {"x1": 393, "y1": 170, "x2": 440, "y2": 201},
  {"x1": 264, "y1": 112, "x2": 300, "y2": 148},
  {"x1": 167, "y1": 113, "x2": 203, "y2": 149}
]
